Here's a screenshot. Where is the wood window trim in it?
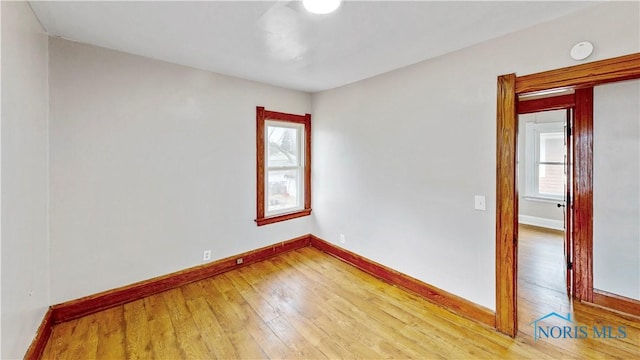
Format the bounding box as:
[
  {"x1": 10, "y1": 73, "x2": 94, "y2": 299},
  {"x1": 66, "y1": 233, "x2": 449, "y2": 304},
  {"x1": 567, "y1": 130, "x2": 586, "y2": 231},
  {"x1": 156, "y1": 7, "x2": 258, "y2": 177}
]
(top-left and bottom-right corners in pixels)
[
  {"x1": 495, "y1": 52, "x2": 640, "y2": 337},
  {"x1": 256, "y1": 106, "x2": 312, "y2": 226}
]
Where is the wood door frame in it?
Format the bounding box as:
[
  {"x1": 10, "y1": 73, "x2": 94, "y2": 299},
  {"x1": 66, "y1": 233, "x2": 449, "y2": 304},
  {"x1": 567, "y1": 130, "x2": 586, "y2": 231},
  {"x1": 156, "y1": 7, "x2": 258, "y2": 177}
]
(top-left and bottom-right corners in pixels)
[{"x1": 495, "y1": 53, "x2": 640, "y2": 337}]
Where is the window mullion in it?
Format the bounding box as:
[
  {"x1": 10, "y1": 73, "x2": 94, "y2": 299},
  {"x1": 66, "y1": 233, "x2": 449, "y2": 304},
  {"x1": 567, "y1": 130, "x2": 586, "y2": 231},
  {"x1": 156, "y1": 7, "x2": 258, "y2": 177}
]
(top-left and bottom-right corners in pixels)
[{"x1": 267, "y1": 165, "x2": 301, "y2": 171}]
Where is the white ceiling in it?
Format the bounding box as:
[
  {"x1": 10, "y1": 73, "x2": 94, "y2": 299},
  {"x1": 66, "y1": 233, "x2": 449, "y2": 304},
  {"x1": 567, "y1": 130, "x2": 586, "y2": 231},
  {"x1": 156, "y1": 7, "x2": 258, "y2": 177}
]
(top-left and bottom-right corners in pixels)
[{"x1": 29, "y1": 1, "x2": 600, "y2": 93}]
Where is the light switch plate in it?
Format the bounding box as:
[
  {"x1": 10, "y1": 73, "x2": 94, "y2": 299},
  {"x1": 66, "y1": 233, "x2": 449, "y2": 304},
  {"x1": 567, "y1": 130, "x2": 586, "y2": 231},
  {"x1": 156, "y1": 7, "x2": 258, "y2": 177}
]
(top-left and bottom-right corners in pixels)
[{"x1": 474, "y1": 195, "x2": 486, "y2": 211}]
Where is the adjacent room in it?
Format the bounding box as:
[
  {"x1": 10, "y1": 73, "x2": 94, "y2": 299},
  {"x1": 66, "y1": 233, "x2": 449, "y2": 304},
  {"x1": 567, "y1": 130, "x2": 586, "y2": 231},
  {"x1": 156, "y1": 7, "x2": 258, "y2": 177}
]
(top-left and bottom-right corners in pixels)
[{"x1": 2, "y1": 0, "x2": 639, "y2": 359}]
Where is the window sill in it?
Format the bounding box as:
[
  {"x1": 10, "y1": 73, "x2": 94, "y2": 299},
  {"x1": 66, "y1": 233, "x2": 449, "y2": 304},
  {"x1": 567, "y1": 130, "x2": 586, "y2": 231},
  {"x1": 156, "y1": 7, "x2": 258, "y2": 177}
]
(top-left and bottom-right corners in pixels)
[
  {"x1": 522, "y1": 196, "x2": 564, "y2": 204},
  {"x1": 256, "y1": 208, "x2": 312, "y2": 226}
]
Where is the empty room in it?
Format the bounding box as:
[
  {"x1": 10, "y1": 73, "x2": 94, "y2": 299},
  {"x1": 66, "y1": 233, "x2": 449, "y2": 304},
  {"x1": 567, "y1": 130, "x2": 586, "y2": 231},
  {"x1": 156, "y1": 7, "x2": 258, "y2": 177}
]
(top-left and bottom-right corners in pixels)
[{"x1": 2, "y1": 0, "x2": 640, "y2": 359}]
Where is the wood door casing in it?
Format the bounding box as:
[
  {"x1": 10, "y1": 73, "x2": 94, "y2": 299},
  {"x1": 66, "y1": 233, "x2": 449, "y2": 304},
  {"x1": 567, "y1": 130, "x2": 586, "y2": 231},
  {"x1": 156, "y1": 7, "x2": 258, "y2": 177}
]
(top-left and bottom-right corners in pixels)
[
  {"x1": 572, "y1": 88, "x2": 594, "y2": 303},
  {"x1": 495, "y1": 74, "x2": 518, "y2": 337},
  {"x1": 495, "y1": 52, "x2": 640, "y2": 337}
]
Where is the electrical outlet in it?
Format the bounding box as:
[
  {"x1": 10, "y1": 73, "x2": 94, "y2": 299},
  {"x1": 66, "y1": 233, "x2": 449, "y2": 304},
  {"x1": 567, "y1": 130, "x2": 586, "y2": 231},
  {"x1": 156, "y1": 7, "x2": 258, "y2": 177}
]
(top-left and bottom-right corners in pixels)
[
  {"x1": 339, "y1": 234, "x2": 346, "y2": 244},
  {"x1": 236, "y1": 258, "x2": 243, "y2": 265},
  {"x1": 203, "y1": 250, "x2": 212, "y2": 262}
]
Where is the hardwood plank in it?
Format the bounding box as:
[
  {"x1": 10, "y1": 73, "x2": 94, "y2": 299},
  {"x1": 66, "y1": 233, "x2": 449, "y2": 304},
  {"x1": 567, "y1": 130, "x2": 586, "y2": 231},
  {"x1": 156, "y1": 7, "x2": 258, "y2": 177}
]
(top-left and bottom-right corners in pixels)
[
  {"x1": 214, "y1": 275, "x2": 294, "y2": 359},
  {"x1": 41, "y1": 318, "x2": 77, "y2": 359},
  {"x1": 161, "y1": 289, "x2": 212, "y2": 359},
  {"x1": 63, "y1": 314, "x2": 99, "y2": 360},
  {"x1": 123, "y1": 299, "x2": 153, "y2": 359},
  {"x1": 274, "y1": 252, "x2": 411, "y2": 358},
  {"x1": 249, "y1": 259, "x2": 377, "y2": 359},
  {"x1": 145, "y1": 300, "x2": 183, "y2": 359},
  {"x1": 265, "y1": 316, "x2": 329, "y2": 359},
  {"x1": 95, "y1": 306, "x2": 125, "y2": 359},
  {"x1": 236, "y1": 261, "x2": 363, "y2": 359},
  {"x1": 196, "y1": 279, "x2": 267, "y2": 359},
  {"x1": 228, "y1": 273, "x2": 282, "y2": 324},
  {"x1": 183, "y1": 295, "x2": 240, "y2": 359}
]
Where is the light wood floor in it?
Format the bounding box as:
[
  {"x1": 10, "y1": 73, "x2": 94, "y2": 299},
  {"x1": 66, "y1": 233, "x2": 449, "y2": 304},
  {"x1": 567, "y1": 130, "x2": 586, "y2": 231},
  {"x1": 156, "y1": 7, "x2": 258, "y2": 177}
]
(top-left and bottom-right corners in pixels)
[
  {"x1": 518, "y1": 224, "x2": 572, "y2": 335},
  {"x1": 517, "y1": 225, "x2": 639, "y2": 357},
  {"x1": 43, "y1": 233, "x2": 639, "y2": 359}
]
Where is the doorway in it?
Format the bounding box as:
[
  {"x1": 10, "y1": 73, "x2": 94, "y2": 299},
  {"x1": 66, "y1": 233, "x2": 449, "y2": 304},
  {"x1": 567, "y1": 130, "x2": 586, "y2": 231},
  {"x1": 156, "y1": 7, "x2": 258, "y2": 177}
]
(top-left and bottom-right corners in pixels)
[
  {"x1": 494, "y1": 53, "x2": 640, "y2": 337},
  {"x1": 497, "y1": 85, "x2": 592, "y2": 337},
  {"x1": 516, "y1": 101, "x2": 573, "y2": 335}
]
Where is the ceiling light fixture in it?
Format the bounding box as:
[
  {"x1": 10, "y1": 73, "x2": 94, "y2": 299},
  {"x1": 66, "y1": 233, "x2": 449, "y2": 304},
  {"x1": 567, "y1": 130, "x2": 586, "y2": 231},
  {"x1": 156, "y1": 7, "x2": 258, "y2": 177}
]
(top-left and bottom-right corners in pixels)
[{"x1": 303, "y1": 0, "x2": 342, "y2": 15}]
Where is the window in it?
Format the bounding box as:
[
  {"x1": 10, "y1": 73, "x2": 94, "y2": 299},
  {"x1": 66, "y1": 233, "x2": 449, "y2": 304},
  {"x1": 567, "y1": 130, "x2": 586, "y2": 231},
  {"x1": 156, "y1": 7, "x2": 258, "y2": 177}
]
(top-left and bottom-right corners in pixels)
[
  {"x1": 256, "y1": 107, "x2": 311, "y2": 226},
  {"x1": 524, "y1": 121, "x2": 565, "y2": 201}
]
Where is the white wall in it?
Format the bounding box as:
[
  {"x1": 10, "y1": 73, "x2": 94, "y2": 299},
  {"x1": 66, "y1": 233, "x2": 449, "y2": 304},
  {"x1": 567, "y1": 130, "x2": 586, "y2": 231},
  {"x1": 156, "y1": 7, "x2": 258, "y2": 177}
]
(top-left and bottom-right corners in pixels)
[
  {"x1": 48, "y1": 38, "x2": 313, "y2": 304},
  {"x1": 1, "y1": 1, "x2": 50, "y2": 358},
  {"x1": 518, "y1": 110, "x2": 565, "y2": 230},
  {"x1": 312, "y1": 1, "x2": 640, "y2": 310},
  {"x1": 593, "y1": 79, "x2": 640, "y2": 300}
]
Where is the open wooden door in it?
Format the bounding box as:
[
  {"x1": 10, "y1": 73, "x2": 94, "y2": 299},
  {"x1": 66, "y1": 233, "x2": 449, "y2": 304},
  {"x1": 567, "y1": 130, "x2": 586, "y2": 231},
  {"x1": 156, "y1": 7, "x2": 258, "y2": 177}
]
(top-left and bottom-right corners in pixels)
[{"x1": 563, "y1": 109, "x2": 574, "y2": 298}]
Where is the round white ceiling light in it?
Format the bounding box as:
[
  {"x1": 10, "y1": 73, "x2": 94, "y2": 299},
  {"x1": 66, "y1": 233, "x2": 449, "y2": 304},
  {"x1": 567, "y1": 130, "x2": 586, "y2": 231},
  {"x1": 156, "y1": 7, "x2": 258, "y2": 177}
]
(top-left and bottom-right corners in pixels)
[
  {"x1": 303, "y1": 0, "x2": 342, "y2": 15},
  {"x1": 570, "y1": 41, "x2": 594, "y2": 61}
]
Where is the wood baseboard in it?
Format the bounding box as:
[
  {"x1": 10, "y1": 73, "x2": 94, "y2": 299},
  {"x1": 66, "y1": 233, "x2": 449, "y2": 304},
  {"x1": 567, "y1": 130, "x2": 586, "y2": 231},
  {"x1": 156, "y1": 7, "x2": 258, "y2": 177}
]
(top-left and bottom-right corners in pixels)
[
  {"x1": 592, "y1": 289, "x2": 640, "y2": 317},
  {"x1": 24, "y1": 307, "x2": 54, "y2": 360},
  {"x1": 518, "y1": 215, "x2": 564, "y2": 231},
  {"x1": 309, "y1": 235, "x2": 496, "y2": 328},
  {"x1": 46, "y1": 232, "x2": 496, "y2": 333},
  {"x1": 51, "y1": 235, "x2": 311, "y2": 324}
]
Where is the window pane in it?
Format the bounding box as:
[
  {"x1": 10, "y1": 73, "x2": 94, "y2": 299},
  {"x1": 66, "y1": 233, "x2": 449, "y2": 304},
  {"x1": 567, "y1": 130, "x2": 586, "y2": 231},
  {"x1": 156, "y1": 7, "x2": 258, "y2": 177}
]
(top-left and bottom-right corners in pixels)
[
  {"x1": 538, "y1": 164, "x2": 564, "y2": 197},
  {"x1": 267, "y1": 126, "x2": 299, "y2": 167},
  {"x1": 539, "y1": 132, "x2": 564, "y2": 163},
  {"x1": 267, "y1": 169, "x2": 301, "y2": 213}
]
